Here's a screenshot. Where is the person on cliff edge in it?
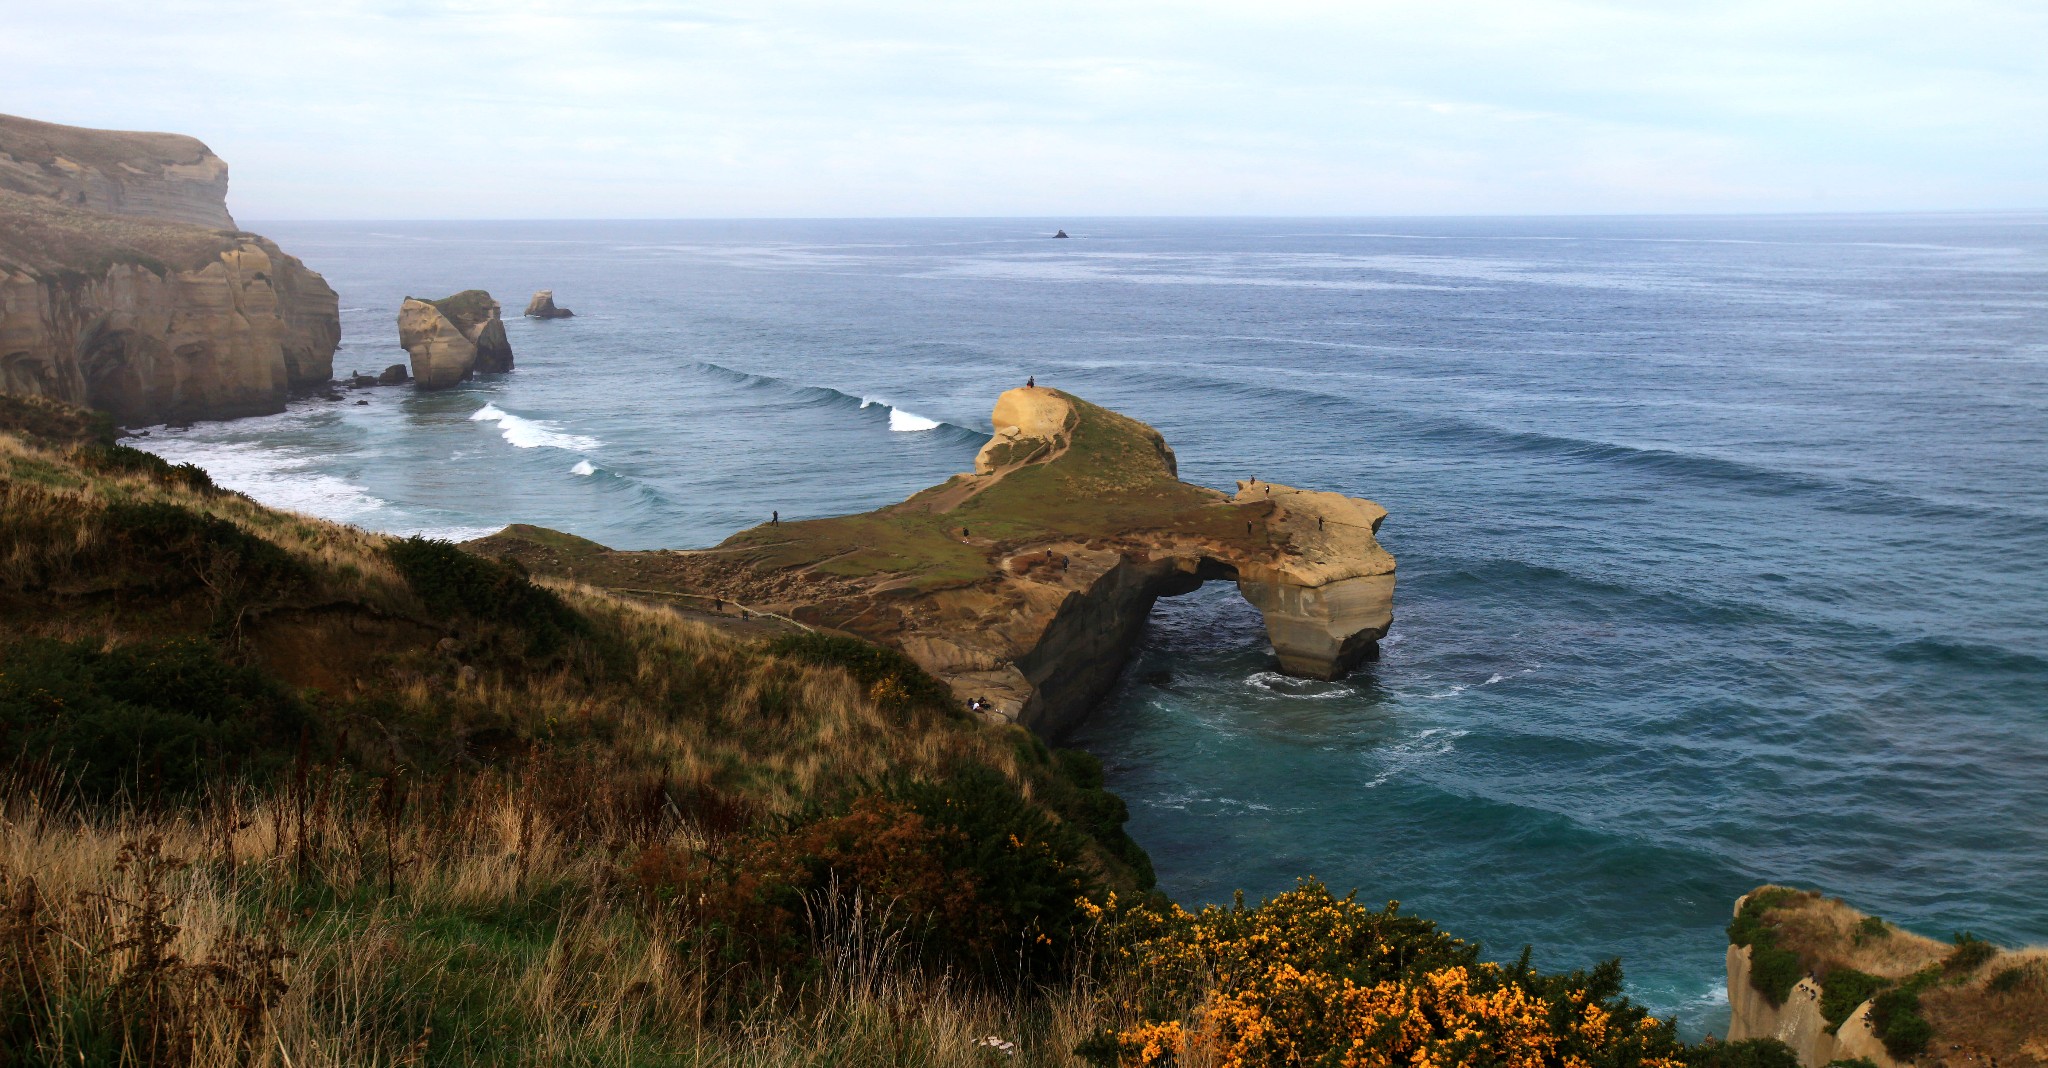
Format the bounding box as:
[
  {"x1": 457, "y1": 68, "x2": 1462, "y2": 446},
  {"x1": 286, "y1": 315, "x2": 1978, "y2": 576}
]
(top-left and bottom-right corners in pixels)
[{"x1": 1026, "y1": 376, "x2": 1035, "y2": 388}]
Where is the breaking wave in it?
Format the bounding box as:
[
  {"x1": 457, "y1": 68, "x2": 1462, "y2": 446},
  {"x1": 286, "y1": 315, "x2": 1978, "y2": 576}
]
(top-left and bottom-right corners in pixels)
[{"x1": 470, "y1": 403, "x2": 601, "y2": 451}]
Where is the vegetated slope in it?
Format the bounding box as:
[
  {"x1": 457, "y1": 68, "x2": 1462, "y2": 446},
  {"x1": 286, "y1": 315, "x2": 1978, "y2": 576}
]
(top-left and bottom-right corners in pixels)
[
  {"x1": 2, "y1": 395, "x2": 1731, "y2": 1066},
  {"x1": 1729, "y1": 886, "x2": 2047, "y2": 1066}
]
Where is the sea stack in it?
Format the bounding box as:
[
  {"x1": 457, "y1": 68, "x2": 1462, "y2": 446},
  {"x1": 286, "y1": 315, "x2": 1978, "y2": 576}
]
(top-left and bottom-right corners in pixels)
[
  {"x1": 397, "y1": 290, "x2": 512, "y2": 389},
  {"x1": 0, "y1": 112, "x2": 340, "y2": 424},
  {"x1": 523, "y1": 290, "x2": 574, "y2": 319}
]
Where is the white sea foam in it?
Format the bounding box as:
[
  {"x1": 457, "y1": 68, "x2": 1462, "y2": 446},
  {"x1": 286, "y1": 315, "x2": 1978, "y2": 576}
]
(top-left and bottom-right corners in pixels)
[
  {"x1": 889, "y1": 408, "x2": 941, "y2": 432},
  {"x1": 1362, "y1": 727, "x2": 1469, "y2": 789},
  {"x1": 571, "y1": 460, "x2": 596, "y2": 476},
  {"x1": 470, "y1": 403, "x2": 601, "y2": 451},
  {"x1": 1245, "y1": 670, "x2": 1357, "y2": 700},
  {"x1": 1485, "y1": 673, "x2": 1507, "y2": 685},
  {"x1": 134, "y1": 436, "x2": 386, "y2": 524}
]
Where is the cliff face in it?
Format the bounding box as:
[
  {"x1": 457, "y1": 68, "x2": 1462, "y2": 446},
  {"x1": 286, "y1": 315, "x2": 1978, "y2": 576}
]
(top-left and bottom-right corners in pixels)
[
  {"x1": 470, "y1": 387, "x2": 1397, "y2": 736},
  {"x1": 0, "y1": 114, "x2": 338, "y2": 424},
  {"x1": 1726, "y1": 943, "x2": 1902, "y2": 1068}
]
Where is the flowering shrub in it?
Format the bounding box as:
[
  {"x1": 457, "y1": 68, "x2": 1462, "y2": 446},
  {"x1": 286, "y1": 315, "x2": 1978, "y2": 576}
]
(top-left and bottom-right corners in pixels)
[{"x1": 1080, "y1": 880, "x2": 1688, "y2": 1068}]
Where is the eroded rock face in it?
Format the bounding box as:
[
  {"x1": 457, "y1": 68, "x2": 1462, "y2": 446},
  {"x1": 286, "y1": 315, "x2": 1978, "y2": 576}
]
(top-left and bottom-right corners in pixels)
[
  {"x1": 0, "y1": 113, "x2": 235, "y2": 229},
  {"x1": 524, "y1": 290, "x2": 574, "y2": 319},
  {"x1": 1724, "y1": 900, "x2": 1904, "y2": 1068},
  {"x1": 398, "y1": 291, "x2": 512, "y2": 389},
  {"x1": 0, "y1": 113, "x2": 339, "y2": 423}
]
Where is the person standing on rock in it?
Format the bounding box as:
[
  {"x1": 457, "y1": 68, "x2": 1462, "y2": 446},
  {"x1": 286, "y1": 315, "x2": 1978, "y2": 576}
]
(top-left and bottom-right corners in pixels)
[
  {"x1": 772, "y1": 510, "x2": 779, "y2": 526},
  {"x1": 1026, "y1": 376, "x2": 1035, "y2": 388}
]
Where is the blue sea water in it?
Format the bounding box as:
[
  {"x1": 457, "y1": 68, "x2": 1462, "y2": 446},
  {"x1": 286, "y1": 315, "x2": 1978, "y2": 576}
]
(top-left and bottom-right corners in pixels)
[{"x1": 138, "y1": 216, "x2": 2048, "y2": 1036}]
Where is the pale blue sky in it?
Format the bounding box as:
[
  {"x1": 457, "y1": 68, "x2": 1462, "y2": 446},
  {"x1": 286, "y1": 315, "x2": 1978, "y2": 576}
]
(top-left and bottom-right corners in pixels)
[{"x1": 5, "y1": 0, "x2": 2043, "y2": 218}]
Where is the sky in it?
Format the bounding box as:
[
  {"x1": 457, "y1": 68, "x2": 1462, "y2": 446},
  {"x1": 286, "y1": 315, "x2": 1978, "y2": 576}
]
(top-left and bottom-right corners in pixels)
[{"x1": 3, "y1": 0, "x2": 2044, "y2": 219}]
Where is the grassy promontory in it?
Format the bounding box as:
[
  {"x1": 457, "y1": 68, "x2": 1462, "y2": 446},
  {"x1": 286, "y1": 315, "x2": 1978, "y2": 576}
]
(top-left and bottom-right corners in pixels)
[{"x1": 2, "y1": 393, "x2": 1768, "y2": 1066}]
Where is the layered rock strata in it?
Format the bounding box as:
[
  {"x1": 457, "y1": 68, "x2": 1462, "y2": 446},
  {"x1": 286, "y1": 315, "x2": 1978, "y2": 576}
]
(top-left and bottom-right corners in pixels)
[
  {"x1": 472, "y1": 387, "x2": 1396, "y2": 736},
  {"x1": 398, "y1": 290, "x2": 512, "y2": 389},
  {"x1": 524, "y1": 290, "x2": 574, "y2": 318},
  {"x1": 0, "y1": 113, "x2": 339, "y2": 424}
]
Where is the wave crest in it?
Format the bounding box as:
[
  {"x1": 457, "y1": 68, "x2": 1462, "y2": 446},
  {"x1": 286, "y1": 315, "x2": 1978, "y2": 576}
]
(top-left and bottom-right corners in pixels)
[{"x1": 470, "y1": 403, "x2": 601, "y2": 451}]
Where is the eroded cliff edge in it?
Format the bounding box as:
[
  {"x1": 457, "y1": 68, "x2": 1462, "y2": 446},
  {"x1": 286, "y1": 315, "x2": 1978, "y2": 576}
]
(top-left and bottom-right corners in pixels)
[
  {"x1": 472, "y1": 387, "x2": 1396, "y2": 735},
  {"x1": 1725, "y1": 886, "x2": 2047, "y2": 1068},
  {"x1": 0, "y1": 113, "x2": 339, "y2": 424}
]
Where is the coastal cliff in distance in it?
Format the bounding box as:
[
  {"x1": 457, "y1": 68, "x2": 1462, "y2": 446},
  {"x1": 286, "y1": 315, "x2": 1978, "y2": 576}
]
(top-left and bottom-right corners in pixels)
[
  {"x1": 1725, "y1": 886, "x2": 2047, "y2": 1068},
  {"x1": 0, "y1": 113, "x2": 339, "y2": 425},
  {"x1": 471, "y1": 387, "x2": 1397, "y2": 735}
]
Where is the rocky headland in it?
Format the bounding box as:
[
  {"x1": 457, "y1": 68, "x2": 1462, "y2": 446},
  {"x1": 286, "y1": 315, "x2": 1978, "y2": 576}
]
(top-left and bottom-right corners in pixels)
[
  {"x1": 1725, "y1": 886, "x2": 2047, "y2": 1067},
  {"x1": 524, "y1": 289, "x2": 574, "y2": 318},
  {"x1": 472, "y1": 386, "x2": 1396, "y2": 736},
  {"x1": 0, "y1": 113, "x2": 339, "y2": 424},
  {"x1": 399, "y1": 290, "x2": 513, "y2": 389}
]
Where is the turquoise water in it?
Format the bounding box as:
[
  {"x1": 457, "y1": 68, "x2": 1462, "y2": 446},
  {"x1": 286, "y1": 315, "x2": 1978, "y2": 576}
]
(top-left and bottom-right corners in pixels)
[{"x1": 139, "y1": 216, "x2": 2048, "y2": 1035}]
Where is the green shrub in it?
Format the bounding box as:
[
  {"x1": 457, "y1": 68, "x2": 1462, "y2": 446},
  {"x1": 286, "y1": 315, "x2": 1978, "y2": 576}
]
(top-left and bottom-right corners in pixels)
[
  {"x1": 1988, "y1": 962, "x2": 2037, "y2": 994},
  {"x1": 1818, "y1": 968, "x2": 1889, "y2": 1030},
  {"x1": 1685, "y1": 1037, "x2": 1800, "y2": 1068},
  {"x1": 1868, "y1": 970, "x2": 1939, "y2": 1059},
  {"x1": 1853, "y1": 915, "x2": 1888, "y2": 943},
  {"x1": 764, "y1": 632, "x2": 959, "y2": 716},
  {"x1": 1727, "y1": 889, "x2": 1803, "y2": 1006},
  {"x1": 1824, "y1": 1059, "x2": 1882, "y2": 1068},
  {"x1": 1946, "y1": 931, "x2": 1996, "y2": 974},
  {"x1": 1043, "y1": 747, "x2": 1154, "y2": 889},
  {"x1": 101, "y1": 501, "x2": 309, "y2": 618},
  {"x1": 0, "y1": 637, "x2": 309, "y2": 800},
  {"x1": 73, "y1": 442, "x2": 214, "y2": 493},
  {"x1": 386, "y1": 537, "x2": 587, "y2": 657},
  {"x1": 893, "y1": 765, "x2": 1092, "y2": 979}
]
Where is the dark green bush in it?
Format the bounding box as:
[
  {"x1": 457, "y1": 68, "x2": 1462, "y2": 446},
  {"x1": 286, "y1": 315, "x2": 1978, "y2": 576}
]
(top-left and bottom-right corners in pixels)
[
  {"x1": 893, "y1": 765, "x2": 1092, "y2": 979},
  {"x1": 764, "y1": 631, "x2": 959, "y2": 715},
  {"x1": 0, "y1": 637, "x2": 309, "y2": 800},
  {"x1": 1043, "y1": 747, "x2": 1154, "y2": 889},
  {"x1": 1853, "y1": 916, "x2": 1888, "y2": 943},
  {"x1": 1727, "y1": 889, "x2": 1803, "y2": 1006},
  {"x1": 74, "y1": 442, "x2": 215, "y2": 493},
  {"x1": 1823, "y1": 1059, "x2": 1882, "y2": 1068},
  {"x1": 101, "y1": 501, "x2": 309, "y2": 617},
  {"x1": 1684, "y1": 1037, "x2": 1800, "y2": 1068},
  {"x1": 1818, "y1": 968, "x2": 1889, "y2": 1030},
  {"x1": 1988, "y1": 962, "x2": 2036, "y2": 994},
  {"x1": 1868, "y1": 970, "x2": 1939, "y2": 1059},
  {"x1": 1946, "y1": 931, "x2": 1996, "y2": 974},
  {"x1": 386, "y1": 537, "x2": 587, "y2": 658}
]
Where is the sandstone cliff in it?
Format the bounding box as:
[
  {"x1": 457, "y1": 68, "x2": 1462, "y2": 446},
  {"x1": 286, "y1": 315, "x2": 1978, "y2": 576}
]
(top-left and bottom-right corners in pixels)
[
  {"x1": 471, "y1": 387, "x2": 1397, "y2": 736},
  {"x1": 0, "y1": 114, "x2": 339, "y2": 424},
  {"x1": 399, "y1": 290, "x2": 513, "y2": 389},
  {"x1": 1725, "y1": 886, "x2": 2048, "y2": 1068}
]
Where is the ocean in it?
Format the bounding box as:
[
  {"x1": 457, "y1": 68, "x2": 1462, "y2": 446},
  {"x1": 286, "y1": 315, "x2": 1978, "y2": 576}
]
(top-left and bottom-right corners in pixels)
[{"x1": 137, "y1": 215, "x2": 2048, "y2": 1036}]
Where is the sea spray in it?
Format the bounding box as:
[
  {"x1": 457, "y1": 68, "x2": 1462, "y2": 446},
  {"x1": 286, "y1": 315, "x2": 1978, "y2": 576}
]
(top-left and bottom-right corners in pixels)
[{"x1": 471, "y1": 403, "x2": 602, "y2": 451}]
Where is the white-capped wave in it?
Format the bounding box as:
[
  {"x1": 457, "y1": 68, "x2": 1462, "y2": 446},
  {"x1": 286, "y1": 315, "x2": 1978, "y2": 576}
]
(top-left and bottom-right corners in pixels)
[
  {"x1": 1485, "y1": 673, "x2": 1507, "y2": 685},
  {"x1": 570, "y1": 460, "x2": 596, "y2": 476},
  {"x1": 889, "y1": 408, "x2": 941, "y2": 432},
  {"x1": 470, "y1": 403, "x2": 601, "y2": 451}
]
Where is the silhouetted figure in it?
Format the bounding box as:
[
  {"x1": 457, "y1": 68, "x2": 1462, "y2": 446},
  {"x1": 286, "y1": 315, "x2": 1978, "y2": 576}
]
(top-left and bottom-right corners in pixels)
[
  {"x1": 1026, "y1": 376, "x2": 1035, "y2": 388},
  {"x1": 771, "y1": 510, "x2": 779, "y2": 525},
  {"x1": 1247, "y1": 520, "x2": 1254, "y2": 535},
  {"x1": 1318, "y1": 516, "x2": 1325, "y2": 531},
  {"x1": 1264, "y1": 486, "x2": 1271, "y2": 497},
  {"x1": 962, "y1": 527, "x2": 970, "y2": 538}
]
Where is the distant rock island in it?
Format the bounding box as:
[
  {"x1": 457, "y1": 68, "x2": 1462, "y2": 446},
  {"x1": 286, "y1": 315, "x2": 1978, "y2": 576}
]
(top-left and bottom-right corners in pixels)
[
  {"x1": 0, "y1": 113, "x2": 340, "y2": 425},
  {"x1": 473, "y1": 386, "x2": 1395, "y2": 735},
  {"x1": 398, "y1": 290, "x2": 512, "y2": 389},
  {"x1": 524, "y1": 289, "x2": 574, "y2": 319}
]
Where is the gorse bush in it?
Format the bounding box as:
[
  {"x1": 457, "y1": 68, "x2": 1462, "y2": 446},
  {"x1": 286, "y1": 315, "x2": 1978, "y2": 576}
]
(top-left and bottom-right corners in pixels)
[
  {"x1": 72, "y1": 442, "x2": 215, "y2": 494},
  {"x1": 1686, "y1": 1038, "x2": 1801, "y2": 1068},
  {"x1": 102, "y1": 502, "x2": 310, "y2": 620},
  {"x1": 1079, "y1": 880, "x2": 1688, "y2": 1068},
  {"x1": 1868, "y1": 969, "x2": 1939, "y2": 1059},
  {"x1": 386, "y1": 537, "x2": 587, "y2": 658},
  {"x1": 0, "y1": 637, "x2": 308, "y2": 800},
  {"x1": 1946, "y1": 931, "x2": 1996, "y2": 974}
]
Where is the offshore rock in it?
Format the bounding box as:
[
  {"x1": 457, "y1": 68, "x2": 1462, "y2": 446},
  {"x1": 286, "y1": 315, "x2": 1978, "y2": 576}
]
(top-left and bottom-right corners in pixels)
[
  {"x1": 0, "y1": 113, "x2": 339, "y2": 424},
  {"x1": 524, "y1": 289, "x2": 574, "y2": 319},
  {"x1": 471, "y1": 386, "x2": 1397, "y2": 736},
  {"x1": 398, "y1": 290, "x2": 512, "y2": 389}
]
